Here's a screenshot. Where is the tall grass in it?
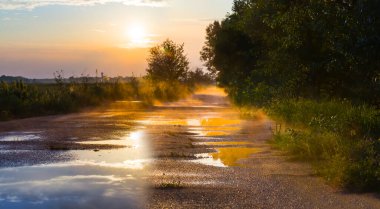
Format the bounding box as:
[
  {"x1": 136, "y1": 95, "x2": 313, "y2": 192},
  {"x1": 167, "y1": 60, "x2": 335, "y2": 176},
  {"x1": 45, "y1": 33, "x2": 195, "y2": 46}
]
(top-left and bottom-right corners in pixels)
[
  {"x1": 267, "y1": 99, "x2": 380, "y2": 191},
  {"x1": 0, "y1": 78, "x2": 194, "y2": 120},
  {"x1": 138, "y1": 79, "x2": 192, "y2": 104}
]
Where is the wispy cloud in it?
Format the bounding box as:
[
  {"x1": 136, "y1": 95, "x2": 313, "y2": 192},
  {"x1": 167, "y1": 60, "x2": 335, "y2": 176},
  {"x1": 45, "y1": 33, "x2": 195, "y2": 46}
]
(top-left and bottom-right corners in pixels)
[
  {"x1": 121, "y1": 33, "x2": 159, "y2": 49},
  {"x1": 92, "y1": 29, "x2": 106, "y2": 33},
  {"x1": 0, "y1": 0, "x2": 167, "y2": 10},
  {"x1": 1, "y1": 17, "x2": 12, "y2": 21}
]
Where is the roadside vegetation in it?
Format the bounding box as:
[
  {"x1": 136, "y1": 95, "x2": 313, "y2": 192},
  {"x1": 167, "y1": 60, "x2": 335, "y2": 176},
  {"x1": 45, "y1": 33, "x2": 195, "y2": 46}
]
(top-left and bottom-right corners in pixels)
[
  {"x1": 0, "y1": 39, "x2": 213, "y2": 121},
  {"x1": 0, "y1": 78, "x2": 137, "y2": 120},
  {"x1": 201, "y1": 0, "x2": 380, "y2": 191}
]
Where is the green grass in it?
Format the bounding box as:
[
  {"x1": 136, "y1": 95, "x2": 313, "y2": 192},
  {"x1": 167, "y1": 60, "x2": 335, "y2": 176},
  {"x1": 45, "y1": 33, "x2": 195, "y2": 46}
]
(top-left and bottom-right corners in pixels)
[
  {"x1": 267, "y1": 99, "x2": 380, "y2": 192},
  {"x1": 0, "y1": 78, "x2": 194, "y2": 120}
]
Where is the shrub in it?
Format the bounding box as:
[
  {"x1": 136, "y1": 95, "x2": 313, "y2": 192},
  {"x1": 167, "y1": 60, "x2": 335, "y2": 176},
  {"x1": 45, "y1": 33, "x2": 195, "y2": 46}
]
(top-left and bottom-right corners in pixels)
[{"x1": 269, "y1": 99, "x2": 380, "y2": 191}]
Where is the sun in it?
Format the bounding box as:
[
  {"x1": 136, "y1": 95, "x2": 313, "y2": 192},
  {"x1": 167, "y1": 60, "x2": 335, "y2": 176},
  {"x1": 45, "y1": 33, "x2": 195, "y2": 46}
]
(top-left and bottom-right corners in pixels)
[
  {"x1": 128, "y1": 24, "x2": 145, "y2": 42},
  {"x1": 125, "y1": 23, "x2": 151, "y2": 48}
]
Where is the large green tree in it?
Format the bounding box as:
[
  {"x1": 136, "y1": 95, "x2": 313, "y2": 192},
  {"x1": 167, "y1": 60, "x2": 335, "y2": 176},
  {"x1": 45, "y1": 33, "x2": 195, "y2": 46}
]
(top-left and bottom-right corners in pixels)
[
  {"x1": 147, "y1": 39, "x2": 189, "y2": 82},
  {"x1": 201, "y1": 0, "x2": 380, "y2": 105}
]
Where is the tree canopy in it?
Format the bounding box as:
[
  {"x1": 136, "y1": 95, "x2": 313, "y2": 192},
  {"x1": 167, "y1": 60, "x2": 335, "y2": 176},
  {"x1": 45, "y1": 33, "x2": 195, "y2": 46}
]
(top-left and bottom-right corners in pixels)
[
  {"x1": 201, "y1": 0, "x2": 380, "y2": 106},
  {"x1": 147, "y1": 39, "x2": 189, "y2": 82}
]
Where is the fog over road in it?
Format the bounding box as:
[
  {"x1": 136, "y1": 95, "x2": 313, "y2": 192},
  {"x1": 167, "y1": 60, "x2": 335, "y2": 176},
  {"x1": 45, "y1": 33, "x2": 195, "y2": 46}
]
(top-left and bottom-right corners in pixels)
[{"x1": 0, "y1": 87, "x2": 379, "y2": 208}]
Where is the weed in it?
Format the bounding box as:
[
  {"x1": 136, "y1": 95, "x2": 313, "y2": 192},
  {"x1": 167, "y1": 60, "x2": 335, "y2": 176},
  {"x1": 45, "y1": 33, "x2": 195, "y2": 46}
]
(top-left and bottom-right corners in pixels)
[{"x1": 156, "y1": 180, "x2": 183, "y2": 189}]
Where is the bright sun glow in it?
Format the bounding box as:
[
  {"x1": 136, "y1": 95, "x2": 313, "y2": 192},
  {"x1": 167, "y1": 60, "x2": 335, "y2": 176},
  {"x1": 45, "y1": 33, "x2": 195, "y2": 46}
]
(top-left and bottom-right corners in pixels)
[{"x1": 125, "y1": 23, "x2": 152, "y2": 48}]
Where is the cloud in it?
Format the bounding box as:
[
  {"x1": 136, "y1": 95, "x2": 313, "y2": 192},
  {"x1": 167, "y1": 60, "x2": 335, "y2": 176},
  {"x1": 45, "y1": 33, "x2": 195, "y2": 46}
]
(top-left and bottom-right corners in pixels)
[
  {"x1": 1, "y1": 17, "x2": 12, "y2": 21},
  {"x1": 0, "y1": 0, "x2": 167, "y2": 10},
  {"x1": 92, "y1": 29, "x2": 106, "y2": 33},
  {"x1": 120, "y1": 33, "x2": 159, "y2": 49}
]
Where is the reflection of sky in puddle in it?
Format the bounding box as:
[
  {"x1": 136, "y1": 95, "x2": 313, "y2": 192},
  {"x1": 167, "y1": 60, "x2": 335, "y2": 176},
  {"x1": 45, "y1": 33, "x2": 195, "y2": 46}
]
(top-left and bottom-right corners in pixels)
[
  {"x1": 192, "y1": 153, "x2": 226, "y2": 168},
  {"x1": 192, "y1": 145, "x2": 261, "y2": 167},
  {"x1": 78, "y1": 130, "x2": 146, "y2": 149},
  {"x1": 0, "y1": 132, "x2": 41, "y2": 142},
  {"x1": 0, "y1": 130, "x2": 149, "y2": 209},
  {"x1": 139, "y1": 116, "x2": 241, "y2": 137},
  {"x1": 193, "y1": 141, "x2": 253, "y2": 146},
  {"x1": 74, "y1": 130, "x2": 150, "y2": 165},
  {"x1": 211, "y1": 147, "x2": 261, "y2": 166},
  {"x1": 187, "y1": 118, "x2": 241, "y2": 137},
  {"x1": 0, "y1": 164, "x2": 145, "y2": 209}
]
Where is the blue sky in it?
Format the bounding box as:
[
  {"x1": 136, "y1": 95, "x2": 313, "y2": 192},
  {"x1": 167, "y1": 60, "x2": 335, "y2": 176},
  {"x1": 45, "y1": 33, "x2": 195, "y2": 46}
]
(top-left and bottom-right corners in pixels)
[{"x1": 0, "y1": 0, "x2": 233, "y2": 78}]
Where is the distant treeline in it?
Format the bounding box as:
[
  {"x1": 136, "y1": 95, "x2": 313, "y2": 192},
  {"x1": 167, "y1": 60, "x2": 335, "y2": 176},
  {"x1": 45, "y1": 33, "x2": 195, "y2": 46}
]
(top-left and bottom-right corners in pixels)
[
  {"x1": 0, "y1": 75, "x2": 135, "y2": 84},
  {"x1": 202, "y1": 0, "x2": 380, "y2": 191}
]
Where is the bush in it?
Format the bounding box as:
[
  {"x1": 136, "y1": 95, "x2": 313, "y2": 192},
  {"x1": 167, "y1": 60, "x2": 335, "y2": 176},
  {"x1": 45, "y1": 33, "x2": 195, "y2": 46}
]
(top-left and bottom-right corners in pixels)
[{"x1": 269, "y1": 99, "x2": 380, "y2": 191}]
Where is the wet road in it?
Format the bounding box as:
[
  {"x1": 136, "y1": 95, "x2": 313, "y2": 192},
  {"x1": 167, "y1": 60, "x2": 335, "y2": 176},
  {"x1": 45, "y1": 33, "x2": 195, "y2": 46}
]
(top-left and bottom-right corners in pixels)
[{"x1": 0, "y1": 87, "x2": 379, "y2": 208}]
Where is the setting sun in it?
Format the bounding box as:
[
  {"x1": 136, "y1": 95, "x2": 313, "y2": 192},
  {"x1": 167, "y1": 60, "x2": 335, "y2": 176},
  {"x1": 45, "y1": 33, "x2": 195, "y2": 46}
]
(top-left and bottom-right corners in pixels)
[{"x1": 125, "y1": 23, "x2": 152, "y2": 48}]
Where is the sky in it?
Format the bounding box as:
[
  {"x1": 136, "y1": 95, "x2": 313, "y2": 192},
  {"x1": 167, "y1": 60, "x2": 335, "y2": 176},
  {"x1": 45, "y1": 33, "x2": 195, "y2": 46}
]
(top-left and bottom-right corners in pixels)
[{"x1": 0, "y1": 0, "x2": 233, "y2": 78}]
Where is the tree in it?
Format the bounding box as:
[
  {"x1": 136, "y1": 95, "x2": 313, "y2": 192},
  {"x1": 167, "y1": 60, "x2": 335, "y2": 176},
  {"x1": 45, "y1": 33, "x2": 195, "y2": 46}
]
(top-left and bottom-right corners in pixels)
[
  {"x1": 201, "y1": 0, "x2": 380, "y2": 105},
  {"x1": 200, "y1": 21, "x2": 221, "y2": 79},
  {"x1": 187, "y1": 68, "x2": 214, "y2": 86},
  {"x1": 146, "y1": 39, "x2": 189, "y2": 82}
]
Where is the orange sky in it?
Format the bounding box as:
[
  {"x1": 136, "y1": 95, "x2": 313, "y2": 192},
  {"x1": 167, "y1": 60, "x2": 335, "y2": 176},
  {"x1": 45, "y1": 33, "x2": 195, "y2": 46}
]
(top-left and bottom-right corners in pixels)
[{"x1": 0, "y1": 0, "x2": 233, "y2": 78}]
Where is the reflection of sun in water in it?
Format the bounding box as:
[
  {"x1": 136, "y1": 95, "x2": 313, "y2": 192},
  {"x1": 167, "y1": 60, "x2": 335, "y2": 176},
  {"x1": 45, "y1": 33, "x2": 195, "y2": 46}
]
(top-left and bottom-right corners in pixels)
[
  {"x1": 129, "y1": 130, "x2": 145, "y2": 148},
  {"x1": 130, "y1": 130, "x2": 144, "y2": 141}
]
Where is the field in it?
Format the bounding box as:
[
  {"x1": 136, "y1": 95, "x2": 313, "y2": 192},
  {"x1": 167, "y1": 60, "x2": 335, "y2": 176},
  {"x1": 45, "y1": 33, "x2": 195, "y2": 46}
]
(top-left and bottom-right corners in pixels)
[{"x1": 0, "y1": 78, "x2": 193, "y2": 120}]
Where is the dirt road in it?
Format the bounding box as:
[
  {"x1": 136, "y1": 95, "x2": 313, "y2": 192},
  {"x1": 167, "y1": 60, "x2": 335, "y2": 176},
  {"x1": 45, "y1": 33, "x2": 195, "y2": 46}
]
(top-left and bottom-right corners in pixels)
[{"x1": 0, "y1": 87, "x2": 379, "y2": 208}]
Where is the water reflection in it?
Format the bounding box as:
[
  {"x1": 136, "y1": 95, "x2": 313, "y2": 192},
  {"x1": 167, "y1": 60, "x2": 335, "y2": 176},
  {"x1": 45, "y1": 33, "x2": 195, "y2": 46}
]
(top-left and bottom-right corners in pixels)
[
  {"x1": 0, "y1": 129, "x2": 150, "y2": 209},
  {"x1": 211, "y1": 147, "x2": 260, "y2": 166},
  {"x1": 194, "y1": 141, "x2": 253, "y2": 146},
  {"x1": 187, "y1": 118, "x2": 242, "y2": 136},
  {"x1": 192, "y1": 147, "x2": 261, "y2": 167},
  {"x1": 0, "y1": 164, "x2": 145, "y2": 209},
  {"x1": 78, "y1": 130, "x2": 146, "y2": 149},
  {"x1": 192, "y1": 153, "x2": 226, "y2": 168},
  {"x1": 0, "y1": 132, "x2": 41, "y2": 142}
]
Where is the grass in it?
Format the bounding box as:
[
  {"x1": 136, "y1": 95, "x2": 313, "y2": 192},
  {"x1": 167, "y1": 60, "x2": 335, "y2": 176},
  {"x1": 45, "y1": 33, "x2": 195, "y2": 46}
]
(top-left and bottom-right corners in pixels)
[
  {"x1": 266, "y1": 99, "x2": 380, "y2": 192},
  {"x1": 156, "y1": 180, "x2": 183, "y2": 189},
  {"x1": 236, "y1": 106, "x2": 267, "y2": 120},
  {"x1": 0, "y1": 78, "x2": 194, "y2": 121}
]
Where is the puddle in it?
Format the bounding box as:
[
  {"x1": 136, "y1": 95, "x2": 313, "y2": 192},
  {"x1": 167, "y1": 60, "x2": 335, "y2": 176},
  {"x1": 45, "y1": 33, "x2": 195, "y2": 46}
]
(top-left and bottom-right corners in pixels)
[
  {"x1": 70, "y1": 149, "x2": 151, "y2": 167},
  {"x1": 0, "y1": 164, "x2": 146, "y2": 209},
  {"x1": 191, "y1": 153, "x2": 226, "y2": 168},
  {"x1": 187, "y1": 118, "x2": 241, "y2": 127},
  {"x1": 139, "y1": 117, "x2": 241, "y2": 132},
  {"x1": 0, "y1": 129, "x2": 150, "y2": 209},
  {"x1": 186, "y1": 118, "x2": 242, "y2": 136},
  {"x1": 0, "y1": 132, "x2": 41, "y2": 142},
  {"x1": 194, "y1": 141, "x2": 254, "y2": 146},
  {"x1": 79, "y1": 131, "x2": 145, "y2": 148},
  {"x1": 192, "y1": 146, "x2": 261, "y2": 167},
  {"x1": 139, "y1": 119, "x2": 188, "y2": 126},
  {"x1": 75, "y1": 130, "x2": 149, "y2": 161},
  {"x1": 211, "y1": 147, "x2": 261, "y2": 166}
]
